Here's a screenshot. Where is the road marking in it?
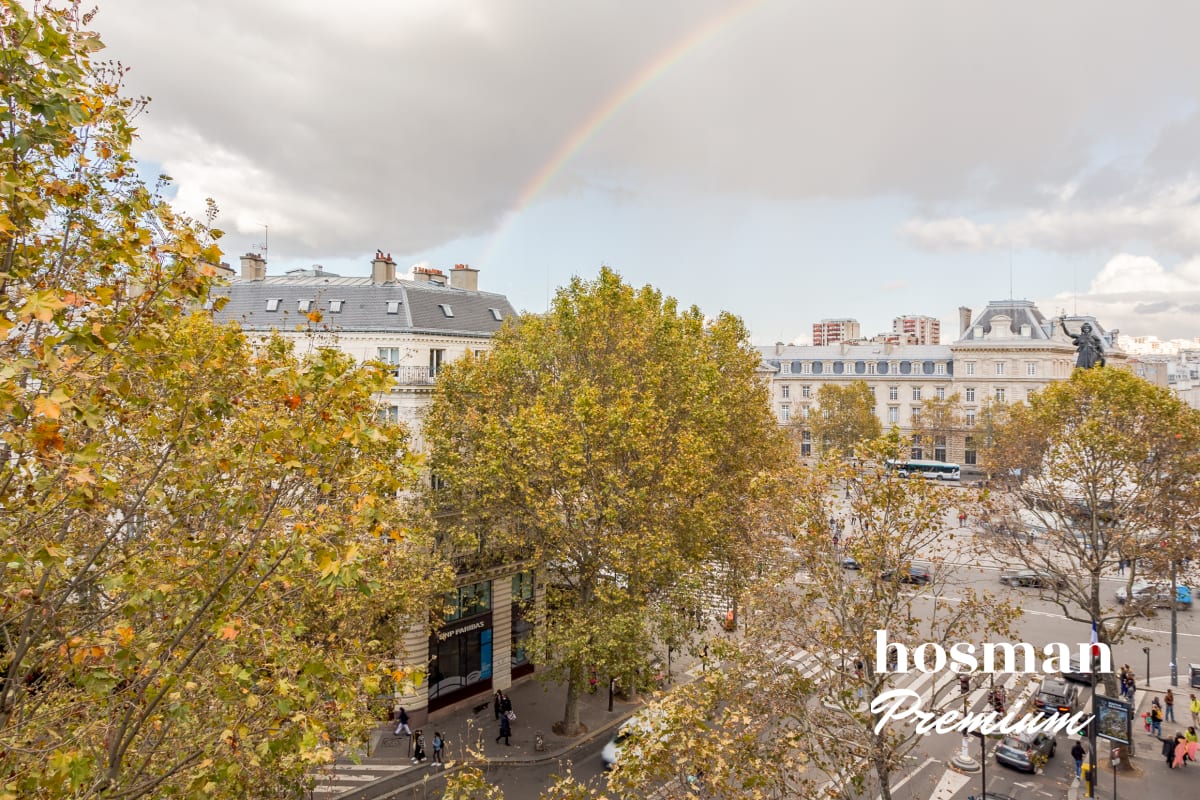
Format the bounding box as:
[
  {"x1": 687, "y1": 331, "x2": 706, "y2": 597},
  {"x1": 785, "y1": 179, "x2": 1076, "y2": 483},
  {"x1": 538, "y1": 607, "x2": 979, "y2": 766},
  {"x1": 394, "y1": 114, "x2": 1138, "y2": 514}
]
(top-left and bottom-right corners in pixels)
[{"x1": 928, "y1": 767, "x2": 971, "y2": 799}]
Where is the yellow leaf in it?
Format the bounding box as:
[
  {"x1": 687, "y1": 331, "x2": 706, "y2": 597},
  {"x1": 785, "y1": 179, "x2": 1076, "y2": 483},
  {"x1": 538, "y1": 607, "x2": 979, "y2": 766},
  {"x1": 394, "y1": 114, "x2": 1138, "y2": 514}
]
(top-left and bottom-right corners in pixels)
[
  {"x1": 33, "y1": 396, "x2": 61, "y2": 419},
  {"x1": 219, "y1": 624, "x2": 239, "y2": 641}
]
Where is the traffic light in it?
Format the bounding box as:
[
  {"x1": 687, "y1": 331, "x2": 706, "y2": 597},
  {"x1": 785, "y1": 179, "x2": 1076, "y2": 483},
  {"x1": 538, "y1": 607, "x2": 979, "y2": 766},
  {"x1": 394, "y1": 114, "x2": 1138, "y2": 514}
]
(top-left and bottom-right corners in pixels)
[{"x1": 960, "y1": 674, "x2": 971, "y2": 695}]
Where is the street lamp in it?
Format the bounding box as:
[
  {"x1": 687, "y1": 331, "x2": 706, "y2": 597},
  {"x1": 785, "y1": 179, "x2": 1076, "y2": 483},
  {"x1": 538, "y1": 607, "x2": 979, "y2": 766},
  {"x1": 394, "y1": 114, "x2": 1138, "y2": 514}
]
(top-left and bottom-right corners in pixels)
[{"x1": 1143, "y1": 646, "x2": 1151, "y2": 688}]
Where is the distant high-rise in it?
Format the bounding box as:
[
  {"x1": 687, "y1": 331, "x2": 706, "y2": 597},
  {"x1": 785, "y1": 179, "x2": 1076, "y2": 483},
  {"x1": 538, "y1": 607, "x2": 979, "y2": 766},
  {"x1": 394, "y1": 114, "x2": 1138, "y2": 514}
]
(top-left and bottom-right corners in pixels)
[
  {"x1": 892, "y1": 314, "x2": 940, "y2": 345},
  {"x1": 812, "y1": 318, "x2": 861, "y2": 345}
]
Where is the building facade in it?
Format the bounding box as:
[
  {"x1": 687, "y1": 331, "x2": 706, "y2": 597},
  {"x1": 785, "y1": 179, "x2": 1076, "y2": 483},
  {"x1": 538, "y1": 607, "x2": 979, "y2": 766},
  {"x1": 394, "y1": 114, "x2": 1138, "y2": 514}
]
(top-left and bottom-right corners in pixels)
[
  {"x1": 212, "y1": 253, "x2": 536, "y2": 723},
  {"x1": 892, "y1": 314, "x2": 940, "y2": 345},
  {"x1": 762, "y1": 300, "x2": 1125, "y2": 465}
]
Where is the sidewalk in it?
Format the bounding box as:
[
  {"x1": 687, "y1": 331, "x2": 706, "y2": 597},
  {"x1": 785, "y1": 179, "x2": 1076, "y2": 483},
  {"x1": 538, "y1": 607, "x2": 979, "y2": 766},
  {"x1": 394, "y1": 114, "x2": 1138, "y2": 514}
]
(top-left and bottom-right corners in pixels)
[{"x1": 311, "y1": 650, "x2": 711, "y2": 799}]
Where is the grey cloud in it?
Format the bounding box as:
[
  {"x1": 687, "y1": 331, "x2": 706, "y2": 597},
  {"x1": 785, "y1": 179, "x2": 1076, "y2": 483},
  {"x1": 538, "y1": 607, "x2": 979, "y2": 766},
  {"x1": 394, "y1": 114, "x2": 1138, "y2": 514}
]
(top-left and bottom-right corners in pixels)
[{"x1": 1133, "y1": 301, "x2": 1173, "y2": 314}]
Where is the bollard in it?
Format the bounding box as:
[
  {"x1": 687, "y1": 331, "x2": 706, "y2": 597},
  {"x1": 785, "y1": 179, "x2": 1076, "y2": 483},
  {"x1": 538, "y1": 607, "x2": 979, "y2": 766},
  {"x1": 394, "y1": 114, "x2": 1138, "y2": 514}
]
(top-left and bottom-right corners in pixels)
[{"x1": 535, "y1": 731, "x2": 545, "y2": 752}]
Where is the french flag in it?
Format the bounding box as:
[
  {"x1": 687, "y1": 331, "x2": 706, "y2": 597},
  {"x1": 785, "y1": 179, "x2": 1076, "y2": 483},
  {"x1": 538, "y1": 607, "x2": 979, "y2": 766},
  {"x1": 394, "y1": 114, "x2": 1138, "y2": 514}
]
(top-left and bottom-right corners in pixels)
[{"x1": 1091, "y1": 621, "x2": 1101, "y2": 659}]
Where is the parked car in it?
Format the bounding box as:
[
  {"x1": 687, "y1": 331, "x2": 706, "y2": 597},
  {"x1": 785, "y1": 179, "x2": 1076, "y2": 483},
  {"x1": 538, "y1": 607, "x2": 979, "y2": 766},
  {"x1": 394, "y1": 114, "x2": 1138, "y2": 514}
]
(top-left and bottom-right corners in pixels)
[
  {"x1": 998, "y1": 568, "x2": 1064, "y2": 589},
  {"x1": 842, "y1": 555, "x2": 861, "y2": 570},
  {"x1": 879, "y1": 563, "x2": 934, "y2": 585},
  {"x1": 1115, "y1": 581, "x2": 1193, "y2": 609},
  {"x1": 1034, "y1": 677, "x2": 1081, "y2": 716},
  {"x1": 994, "y1": 729, "x2": 1057, "y2": 772}
]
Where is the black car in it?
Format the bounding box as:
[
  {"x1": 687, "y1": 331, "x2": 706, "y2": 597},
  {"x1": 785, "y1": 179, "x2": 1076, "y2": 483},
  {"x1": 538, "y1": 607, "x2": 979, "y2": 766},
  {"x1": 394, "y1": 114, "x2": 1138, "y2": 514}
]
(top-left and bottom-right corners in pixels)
[
  {"x1": 1034, "y1": 677, "x2": 1080, "y2": 715},
  {"x1": 994, "y1": 730, "x2": 1056, "y2": 772},
  {"x1": 998, "y1": 568, "x2": 1064, "y2": 589},
  {"x1": 1062, "y1": 656, "x2": 1106, "y2": 685},
  {"x1": 879, "y1": 563, "x2": 934, "y2": 585},
  {"x1": 842, "y1": 555, "x2": 862, "y2": 570}
]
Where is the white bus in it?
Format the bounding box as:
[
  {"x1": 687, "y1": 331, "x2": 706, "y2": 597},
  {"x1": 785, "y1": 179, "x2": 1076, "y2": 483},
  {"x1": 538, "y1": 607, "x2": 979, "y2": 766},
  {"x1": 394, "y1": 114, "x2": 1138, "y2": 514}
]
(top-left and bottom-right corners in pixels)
[{"x1": 885, "y1": 459, "x2": 961, "y2": 481}]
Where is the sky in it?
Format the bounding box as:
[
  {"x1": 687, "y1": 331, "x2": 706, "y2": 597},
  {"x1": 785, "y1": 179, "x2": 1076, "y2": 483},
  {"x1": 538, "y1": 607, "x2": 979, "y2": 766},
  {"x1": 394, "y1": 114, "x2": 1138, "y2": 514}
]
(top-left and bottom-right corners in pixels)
[{"x1": 92, "y1": 0, "x2": 1200, "y2": 344}]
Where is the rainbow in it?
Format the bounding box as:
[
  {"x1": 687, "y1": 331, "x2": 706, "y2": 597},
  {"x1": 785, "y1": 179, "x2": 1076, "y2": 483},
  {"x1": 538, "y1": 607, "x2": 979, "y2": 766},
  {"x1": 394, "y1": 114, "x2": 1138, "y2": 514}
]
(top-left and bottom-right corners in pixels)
[{"x1": 479, "y1": 0, "x2": 766, "y2": 269}]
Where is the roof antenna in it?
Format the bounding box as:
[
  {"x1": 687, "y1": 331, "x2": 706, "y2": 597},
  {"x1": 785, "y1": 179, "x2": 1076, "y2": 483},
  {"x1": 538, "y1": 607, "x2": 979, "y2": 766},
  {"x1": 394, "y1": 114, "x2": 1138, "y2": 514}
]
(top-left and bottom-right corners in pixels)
[
  {"x1": 1073, "y1": 262, "x2": 1077, "y2": 316},
  {"x1": 256, "y1": 223, "x2": 269, "y2": 262},
  {"x1": 1009, "y1": 241, "x2": 1014, "y2": 300}
]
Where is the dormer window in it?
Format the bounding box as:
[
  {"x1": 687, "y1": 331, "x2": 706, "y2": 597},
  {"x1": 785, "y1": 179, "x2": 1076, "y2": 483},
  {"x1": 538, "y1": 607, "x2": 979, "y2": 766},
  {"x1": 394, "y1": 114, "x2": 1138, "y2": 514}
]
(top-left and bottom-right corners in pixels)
[
  {"x1": 489, "y1": 308, "x2": 503, "y2": 321},
  {"x1": 265, "y1": 298, "x2": 281, "y2": 312},
  {"x1": 329, "y1": 299, "x2": 344, "y2": 313},
  {"x1": 386, "y1": 301, "x2": 401, "y2": 315},
  {"x1": 438, "y1": 304, "x2": 454, "y2": 318},
  {"x1": 298, "y1": 299, "x2": 313, "y2": 312}
]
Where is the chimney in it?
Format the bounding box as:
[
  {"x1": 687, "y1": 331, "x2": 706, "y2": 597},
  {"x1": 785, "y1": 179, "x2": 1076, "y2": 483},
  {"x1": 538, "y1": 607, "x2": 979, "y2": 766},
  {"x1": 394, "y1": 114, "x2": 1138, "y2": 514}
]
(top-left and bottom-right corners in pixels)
[
  {"x1": 371, "y1": 250, "x2": 396, "y2": 284},
  {"x1": 449, "y1": 263, "x2": 479, "y2": 292},
  {"x1": 411, "y1": 266, "x2": 446, "y2": 285},
  {"x1": 958, "y1": 306, "x2": 972, "y2": 336},
  {"x1": 239, "y1": 252, "x2": 266, "y2": 281},
  {"x1": 774, "y1": 342, "x2": 784, "y2": 356}
]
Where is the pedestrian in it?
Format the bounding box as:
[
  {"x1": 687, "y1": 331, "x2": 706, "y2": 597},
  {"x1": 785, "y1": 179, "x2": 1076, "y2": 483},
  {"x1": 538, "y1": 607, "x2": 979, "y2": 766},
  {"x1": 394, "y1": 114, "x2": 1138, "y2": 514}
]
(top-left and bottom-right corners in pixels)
[
  {"x1": 432, "y1": 731, "x2": 444, "y2": 766},
  {"x1": 493, "y1": 690, "x2": 502, "y2": 721},
  {"x1": 958, "y1": 510, "x2": 967, "y2": 526},
  {"x1": 496, "y1": 712, "x2": 512, "y2": 746},
  {"x1": 500, "y1": 691, "x2": 513, "y2": 717},
  {"x1": 1117, "y1": 557, "x2": 1125, "y2": 576},
  {"x1": 393, "y1": 706, "x2": 412, "y2": 737},
  {"x1": 411, "y1": 729, "x2": 426, "y2": 764},
  {"x1": 1166, "y1": 689, "x2": 1176, "y2": 722},
  {"x1": 1174, "y1": 733, "x2": 1188, "y2": 769},
  {"x1": 1191, "y1": 693, "x2": 1200, "y2": 728},
  {"x1": 1150, "y1": 699, "x2": 1163, "y2": 736},
  {"x1": 1161, "y1": 735, "x2": 1177, "y2": 767},
  {"x1": 1071, "y1": 739, "x2": 1085, "y2": 777}
]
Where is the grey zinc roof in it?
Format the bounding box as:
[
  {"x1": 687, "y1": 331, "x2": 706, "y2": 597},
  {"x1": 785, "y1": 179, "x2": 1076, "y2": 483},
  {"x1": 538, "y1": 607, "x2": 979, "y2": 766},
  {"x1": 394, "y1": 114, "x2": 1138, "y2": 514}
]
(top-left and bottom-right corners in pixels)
[
  {"x1": 956, "y1": 299, "x2": 1052, "y2": 342},
  {"x1": 758, "y1": 344, "x2": 952, "y2": 360},
  {"x1": 210, "y1": 277, "x2": 517, "y2": 337}
]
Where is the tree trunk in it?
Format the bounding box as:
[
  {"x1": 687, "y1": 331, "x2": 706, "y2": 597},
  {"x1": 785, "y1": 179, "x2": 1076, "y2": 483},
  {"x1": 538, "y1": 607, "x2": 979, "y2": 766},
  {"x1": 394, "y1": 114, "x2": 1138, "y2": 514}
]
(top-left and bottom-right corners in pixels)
[
  {"x1": 872, "y1": 750, "x2": 894, "y2": 800},
  {"x1": 626, "y1": 669, "x2": 639, "y2": 704},
  {"x1": 561, "y1": 663, "x2": 583, "y2": 736}
]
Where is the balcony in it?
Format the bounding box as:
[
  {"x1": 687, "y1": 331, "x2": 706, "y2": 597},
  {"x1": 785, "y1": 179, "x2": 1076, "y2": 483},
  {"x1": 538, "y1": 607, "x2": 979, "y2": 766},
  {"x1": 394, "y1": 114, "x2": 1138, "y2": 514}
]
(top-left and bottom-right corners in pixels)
[{"x1": 391, "y1": 366, "x2": 438, "y2": 386}]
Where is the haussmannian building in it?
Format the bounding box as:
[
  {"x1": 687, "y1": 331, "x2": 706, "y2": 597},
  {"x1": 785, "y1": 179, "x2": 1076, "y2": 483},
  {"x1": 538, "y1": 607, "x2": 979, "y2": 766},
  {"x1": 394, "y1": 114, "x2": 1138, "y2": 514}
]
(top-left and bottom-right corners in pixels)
[{"x1": 760, "y1": 299, "x2": 1126, "y2": 467}]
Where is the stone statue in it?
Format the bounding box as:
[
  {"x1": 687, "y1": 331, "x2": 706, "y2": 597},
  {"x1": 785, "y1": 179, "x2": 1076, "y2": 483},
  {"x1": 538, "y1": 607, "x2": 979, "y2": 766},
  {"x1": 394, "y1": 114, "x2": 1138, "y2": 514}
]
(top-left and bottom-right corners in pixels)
[{"x1": 1060, "y1": 319, "x2": 1105, "y2": 370}]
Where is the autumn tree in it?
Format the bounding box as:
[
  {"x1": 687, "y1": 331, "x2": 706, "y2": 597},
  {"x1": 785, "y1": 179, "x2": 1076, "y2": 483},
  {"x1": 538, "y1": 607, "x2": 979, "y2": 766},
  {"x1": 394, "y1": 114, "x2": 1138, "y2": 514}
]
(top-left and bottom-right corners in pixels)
[
  {"x1": 982, "y1": 367, "x2": 1200, "y2": 703},
  {"x1": 605, "y1": 441, "x2": 1018, "y2": 800},
  {"x1": 0, "y1": 4, "x2": 448, "y2": 796},
  {"x1": 805, "y1": 380, "x2": 882, "y2": 460},
  {"x1": 911, "y1": 391, "x2": 964, "y2": 463},
  {"x1": 423, "y1": 268, "x2": 789, "y2": 735}
]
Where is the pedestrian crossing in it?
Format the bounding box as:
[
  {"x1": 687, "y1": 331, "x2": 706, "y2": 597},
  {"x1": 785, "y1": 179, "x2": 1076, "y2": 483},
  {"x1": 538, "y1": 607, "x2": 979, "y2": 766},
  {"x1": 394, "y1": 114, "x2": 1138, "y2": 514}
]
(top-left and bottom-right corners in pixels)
[
  {"x1": 305, "y1": 732, "x2": 433, "y2": 798},
  {"x1": 764, "y1": 646, "x2": 1035, "y2": 797}
]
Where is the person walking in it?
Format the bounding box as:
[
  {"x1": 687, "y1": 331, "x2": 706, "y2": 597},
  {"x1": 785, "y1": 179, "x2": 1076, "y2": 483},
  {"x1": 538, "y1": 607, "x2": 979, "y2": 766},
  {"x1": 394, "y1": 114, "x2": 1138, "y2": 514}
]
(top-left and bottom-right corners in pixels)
[
  {"x1": 493, "y1": 690, "x2": 503, "y2": 721},
  {"x1": 432, "y1": 731, "x2": 444, "y2": 767},
  {"x1": 1150, "y1": 699, "x2": 1163, "y2": 736},
  {"x1": 1160, "y1": 735, "x2": 1178, "y2": 767},
  {"x1": 1166, "y1": 689, "x2": 1176, "y2": 722},
  {"x1": 1191, "y1": 693, "x2": 1200, "y2": 728},
  {"x1": 500, "y1": 691, "x2": 513, "y2": 718},
  {"x1": 411, "y1": 730, "x2": 426, "y2": 764},
  {"x1": 1071, "y1": 739, "x2": 1085, "y2": 777},
  {"x1": 496, "y1": 712, "x2": 512, "y2": 746},
  {"x1": 393, "y1": 707, "x2": 412, "y2": 737},
  {"x1": 1173, "y1": 733, "x2": 1188, "y2": 769}
]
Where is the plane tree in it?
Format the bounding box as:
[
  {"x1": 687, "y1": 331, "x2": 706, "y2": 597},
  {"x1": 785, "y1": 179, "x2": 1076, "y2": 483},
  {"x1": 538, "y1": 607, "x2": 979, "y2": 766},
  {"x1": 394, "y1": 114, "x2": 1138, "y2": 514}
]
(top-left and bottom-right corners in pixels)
[
  {"x1": 981, "y1": 367, "x2": 1200, "y2": 699},
  {"x1": 422, "y1": 268, "x2": 790, "y2": 735},
  {"x1": 805, "y1": 380, "x2": 881, "y2": 460},
  {"x1": 0, "y1": 5, "x2": 446, "y2": 796}
]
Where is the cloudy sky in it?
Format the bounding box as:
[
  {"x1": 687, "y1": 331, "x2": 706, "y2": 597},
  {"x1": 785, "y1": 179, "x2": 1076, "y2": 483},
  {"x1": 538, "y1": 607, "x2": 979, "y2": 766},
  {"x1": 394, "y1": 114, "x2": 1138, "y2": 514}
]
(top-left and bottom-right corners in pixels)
[{"x1": 95, "y1": 0, "x2": 1200, "y2": 342}]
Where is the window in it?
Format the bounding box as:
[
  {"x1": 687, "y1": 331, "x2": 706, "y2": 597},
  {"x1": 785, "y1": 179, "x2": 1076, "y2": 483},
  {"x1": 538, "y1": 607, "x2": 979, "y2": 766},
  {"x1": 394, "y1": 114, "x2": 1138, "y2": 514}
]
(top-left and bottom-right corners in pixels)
[
  {"x1": 934, "y1": 436, "x2": 947, "y2": 462},
  {"x1": 964, "y1": 436, "x2": 977, "y2": 466},
  {"x1": 780, "y1": 404, "x2": 791, "y2": 423},
  {"x1": 438, "y1": 303, "x2": 454, "y2": 318},
  {"x1": 936, "y1": 363, "x2": 947, "y2": 375},
  {"x1": 965, "y1": 362, "x2": 976, "y2": 376},
  {"x1": 911, "y1": 407, "x2": 921, "y2": 424},
  {"x1": 474, "y1": 349, "x2": 487, "y2": 358},
  {"x1": 911, "y1": 436, "x2": 923, "y2": 460},
  {"x1": 781, "y1": 361, "x2": 791, "y2": 375},
  {"x1": 801, "y1": 430, "x2": 812, "y2": 457},
  {"x1": 386, "y1": 300, "x2": 401, "y2": 314},
  {"x1": 444, "y1": 581, "x2": 492, "y2": 622},
  {"x1": 430, "y1": 472, "x2": 446, "y2": 491},
  {"x1": 800, "y1": 405, "x2": 810, "y2": 419},
  {"x1": 377, "y1": 405, "x2": 400, "y2": 423},
  {"x1": 429, "y1": 348, "x2": 445, "y2": 377},
  {"x1": 781, "y1": 385, "x2": 790, "y2": 399},
  {"x1": 329, "y1": 299, "x2": 344, "y2": 313},
  {"x1": 802, "y1": 385, "x2": 812, "y2": 399},
  {"x1": 995, "y1": 387, "x2": 1006, "y2": 402},
  {"x1": 298, "y1": 299, "x2": 313, "y2": 312},
  {"x1": 888, "y1": 407, "x2": 899, "y2": 424},
  {"x1": 912, "y1": 387, "x2": 922, "y2": 401},
  {"x1": 995, "y1": 361, "x2": 1006, "y2": 376},
  {"x1": 801, "y1": 362, "x2": 812, "y2": 375},
  {"x1": 936, "y1": 387, "x2": 946, "y2": 400},
  {"x1": 867, "y1": 362, "x2": 876, "y2": 375},
  {"x1": 489, "y1": 308, "x2": 504, "y2": 321},
  {"x1": 1026, "y1": 361, "x2": 1037, "y2": 376},
  {"x1": 265, "y1": 298, "x2": 281, "y2": 312},
  {"x1": 966, "y1": 411, "x2": 976, "y2": 426},
  {"x1": 965, "y1": 387, "x2": 975, "y2": 402},
  {"x1": 889, "y1": 386, "x2": 898, "y2": 400}
]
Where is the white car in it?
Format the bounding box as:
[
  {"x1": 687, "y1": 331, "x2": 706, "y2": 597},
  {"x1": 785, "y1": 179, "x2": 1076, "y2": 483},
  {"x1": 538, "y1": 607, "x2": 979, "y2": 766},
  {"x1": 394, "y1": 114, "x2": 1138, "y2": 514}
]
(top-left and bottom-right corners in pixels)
[{"x1": 600, "y1": 706, "x2": 668, "y2": 770}]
